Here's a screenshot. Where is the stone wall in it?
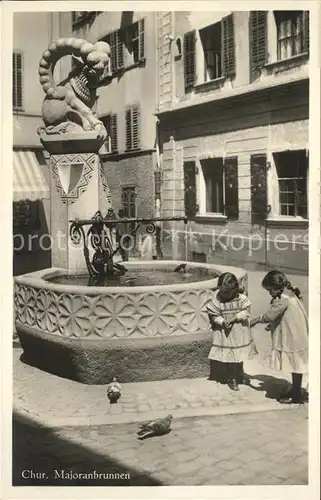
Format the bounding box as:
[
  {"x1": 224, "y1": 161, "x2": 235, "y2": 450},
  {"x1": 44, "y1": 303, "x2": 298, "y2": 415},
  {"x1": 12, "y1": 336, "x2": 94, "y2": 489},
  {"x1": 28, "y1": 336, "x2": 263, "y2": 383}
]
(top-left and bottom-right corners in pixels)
[{"x1": 103, "y1": 151, "x2": 155, "y2": 218}]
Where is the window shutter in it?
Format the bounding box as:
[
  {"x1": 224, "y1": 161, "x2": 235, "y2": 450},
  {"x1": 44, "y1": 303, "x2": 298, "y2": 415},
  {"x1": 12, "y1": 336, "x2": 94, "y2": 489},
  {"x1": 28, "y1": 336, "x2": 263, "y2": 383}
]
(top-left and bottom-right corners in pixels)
[
  {"x1": 184, "y1": 161, "x2": 197, "y2": 217},
  {"x1": 116, "y1": 29, "x2": 124, "y2": 69},
  {"x1": 110, "y1": 114, "x2": 118, "y2": 152},
  {"x1": 250, "y1": 154, "x2": 268, "y2": 226},
  {"x1": 125, "y1": 109, "x2": 132, "y2": 151},
  {"x1": 249, "y1": 11, "x2": 267, "y2": 79},
  {"x1": 132, "y1": 106, "x2": 140, "y2": 150},
  {"x1": 303, "y1": 11, "x2": 309, "y2": 53},
  {"x1": 139, "y1": 18, "x2": 145, "y2": 60},
  {"x1": 13, "y1": 52, "x2": 23, "y2": 109},
  {"x1": 224, "y1": 156, "x2": 239, "y2": 220},
  {"x1": 184, "y1": 31, "x2": 196, "y2": 90},
  {"x1": 109, "y1": 32, "x2": 117, "y2": 73},
  {"x1": 222, "y1": 14, "x2": 235, "y2": 76},
  {"x1": 125, "y1": 106, "x2": 140, "y2": 151}
]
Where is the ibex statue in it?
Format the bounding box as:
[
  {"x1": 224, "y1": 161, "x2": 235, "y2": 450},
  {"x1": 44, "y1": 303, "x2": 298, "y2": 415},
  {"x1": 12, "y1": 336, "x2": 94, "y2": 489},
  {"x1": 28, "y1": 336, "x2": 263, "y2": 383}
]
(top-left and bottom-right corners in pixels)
[{"x1": 37, "y1": 38, "x2": 110, "y2": 139}]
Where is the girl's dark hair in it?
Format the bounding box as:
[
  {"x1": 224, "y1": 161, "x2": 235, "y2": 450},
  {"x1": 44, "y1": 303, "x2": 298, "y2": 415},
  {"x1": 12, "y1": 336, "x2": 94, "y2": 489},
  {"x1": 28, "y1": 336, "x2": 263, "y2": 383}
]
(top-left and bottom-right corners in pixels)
[
  {"x1": 217, "y1": 272, "x2": 244, "y2": 302},
  {"x1": 261, "y1": 270, "x2": 302, "y2": 299}
]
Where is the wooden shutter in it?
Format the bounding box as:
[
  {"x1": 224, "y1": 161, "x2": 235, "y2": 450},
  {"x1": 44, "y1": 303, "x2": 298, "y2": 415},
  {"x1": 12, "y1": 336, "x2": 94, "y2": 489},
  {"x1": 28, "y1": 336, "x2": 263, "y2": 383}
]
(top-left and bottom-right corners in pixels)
[
  {"x1": 125, "y1": 108, "x2": 132, "y2": 150},
  {"x1": 250, "y1": 154, "x2": 268, "y2": 226},
  {"x1": 13, "y1": 52, "x2": 23, "y2": 109},
  {"x1": 303, "y1": 11, "x2": 309, "y2": 53},
  {"x1": 132, "y1": 106, "x2": 140, "y2": 150},
  {"x1": 110, "y1": 114, "x2": 118, "y2": 152},
  {"x1": 109, "y1": 30, "x2": 124, "y2": 72},
  {"x1": 139, "y1": 18, "x2": 145, "y2": 60},
  {"x1": 224, "y1": 156, "x2": 239, "y2": 220},
  {"x1": 222, "y1": 14, "x2": 235, "y2": 76},
  {"x1": 116, "y1": 30, "x2": 124, "y2": 69},
  {"x1": 109, "y1": 32, "x2": 117, "y2": 73},
  {"x1": 249, "y1": 11, "x2": 267, "y2": 79},
  {"x1": 184, "y1": 31, "x2": 196, "y2": 90},
  {"x1": 125, "y1": 106, "x2": 140, "y2": 151},
  {"x1": 184, "y1": 161, "x2": 197, "y2": 217}
]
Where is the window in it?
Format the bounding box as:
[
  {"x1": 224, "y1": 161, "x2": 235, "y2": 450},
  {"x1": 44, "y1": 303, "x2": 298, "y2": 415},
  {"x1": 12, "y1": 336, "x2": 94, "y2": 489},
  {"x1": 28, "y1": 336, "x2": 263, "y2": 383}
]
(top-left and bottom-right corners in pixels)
[
  {"x1": 100, "y1": 114, "x2": 118, "y2": 154},
  {"x1": 103, "y1": 30, "x2": 124, "y2": 73},
  {"x1": 121, "y1": 186, "x2": 136, "y2": 217},
  {"x1": 13, "y1": 52, "x2": 23, "y2": 110},
  {"x1": 274, "y1": 150, "x2": 308, "y2": 218},
  {"x1": 125, "y1": 105, "x2": 140, "y2": 151},
  {"x1": 202, "y1": 158, "x2": 224, "y2": 213},
  {"x1": 121, "y1": 186, "x2": 136, "y2": 237},
  {"x1": 184, "y1": 14, "x2": 235, "y2": 90},
  {"x1": 124, "y1": 19, "x2": 145, "y2": 65},
  {"x1": 185, "y1": 157, "x2": 238, "y2": 219},
  {"x1": 200, "y1": 23, "x2": 222, "y2": 81},
  {"x1": 102, "y1": 18, "x2": 145, "y2": 74},
  {"x1": 275, "y1": 11, "x2": 309, "y2": 61}
]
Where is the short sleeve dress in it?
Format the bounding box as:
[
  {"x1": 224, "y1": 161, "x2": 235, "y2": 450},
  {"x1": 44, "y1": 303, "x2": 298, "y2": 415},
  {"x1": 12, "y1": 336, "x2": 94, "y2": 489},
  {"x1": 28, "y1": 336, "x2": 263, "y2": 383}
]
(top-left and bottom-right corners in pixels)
[{"x1": 206, "y1": 293, "x2": 258, "y2": 363}]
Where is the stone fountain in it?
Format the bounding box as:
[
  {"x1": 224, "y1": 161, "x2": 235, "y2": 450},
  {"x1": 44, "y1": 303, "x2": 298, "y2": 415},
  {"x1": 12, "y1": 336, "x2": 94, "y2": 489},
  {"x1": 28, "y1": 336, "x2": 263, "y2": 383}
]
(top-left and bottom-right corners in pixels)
[{"x1": 14, "y1": 38, "x2": 248, "y2": 384}]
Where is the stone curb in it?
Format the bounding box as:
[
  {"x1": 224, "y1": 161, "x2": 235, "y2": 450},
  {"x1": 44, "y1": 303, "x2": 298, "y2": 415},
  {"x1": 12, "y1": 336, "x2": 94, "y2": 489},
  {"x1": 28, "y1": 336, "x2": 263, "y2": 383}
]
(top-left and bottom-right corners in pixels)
[{"x1": 13, "y1": 399, "x2": 305, "y2": 429}]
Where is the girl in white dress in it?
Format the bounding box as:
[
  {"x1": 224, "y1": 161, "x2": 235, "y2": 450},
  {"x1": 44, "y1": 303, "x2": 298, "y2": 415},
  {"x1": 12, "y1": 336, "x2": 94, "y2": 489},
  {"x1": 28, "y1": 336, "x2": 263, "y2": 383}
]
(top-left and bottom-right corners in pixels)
[
  {"x1": 251, "y1": 270, "x2": 309, "y2": 404},
  {"x1": 206, "y1": 272, "x2": 258, "y2": 391}
]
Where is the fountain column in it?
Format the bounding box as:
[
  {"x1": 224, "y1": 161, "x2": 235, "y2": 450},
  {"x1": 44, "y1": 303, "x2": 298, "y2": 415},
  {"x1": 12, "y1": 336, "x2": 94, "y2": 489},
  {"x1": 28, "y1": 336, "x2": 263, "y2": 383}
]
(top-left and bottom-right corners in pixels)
[{"x1": 41, "y1": 132, "x2": 112, "y2": 272}]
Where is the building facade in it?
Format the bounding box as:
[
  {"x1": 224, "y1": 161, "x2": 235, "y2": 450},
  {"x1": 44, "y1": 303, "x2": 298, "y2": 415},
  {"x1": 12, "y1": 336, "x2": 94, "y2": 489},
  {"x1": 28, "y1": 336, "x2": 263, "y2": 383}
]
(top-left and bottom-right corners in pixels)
[
  {"x1": 13, "y1": 12, "x2": 71, "y2": 275},
  {"x1": 156, "y1": 11, "x2": 309, "y2": 272},
  {"x1": 72, "y1": 11, "x2": 159, "y2": 244}
]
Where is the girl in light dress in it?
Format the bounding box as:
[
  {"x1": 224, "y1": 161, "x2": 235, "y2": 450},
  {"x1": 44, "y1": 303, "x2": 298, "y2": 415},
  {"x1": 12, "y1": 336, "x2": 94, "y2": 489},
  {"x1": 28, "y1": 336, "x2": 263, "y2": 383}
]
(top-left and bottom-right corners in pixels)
[
  {"x1": 250, "y1": 270, "x2": 309, "y2": 404},
  {"x1": 206, "y1": 272, "x2": 258, "y2": 391}
]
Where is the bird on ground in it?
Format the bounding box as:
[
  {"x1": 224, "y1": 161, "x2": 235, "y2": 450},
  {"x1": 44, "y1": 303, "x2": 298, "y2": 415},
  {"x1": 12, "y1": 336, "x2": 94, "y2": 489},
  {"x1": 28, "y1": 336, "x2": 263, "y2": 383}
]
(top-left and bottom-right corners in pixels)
[
  {"x1": 174, "y1": 263, "x2": 187, "y2": 273},
  {"x1": 107, "y1": 377, "x2": 122, "y2": 404},
  {"x1": 137, "y1": 414, "x2": 173, "y2": 439}
]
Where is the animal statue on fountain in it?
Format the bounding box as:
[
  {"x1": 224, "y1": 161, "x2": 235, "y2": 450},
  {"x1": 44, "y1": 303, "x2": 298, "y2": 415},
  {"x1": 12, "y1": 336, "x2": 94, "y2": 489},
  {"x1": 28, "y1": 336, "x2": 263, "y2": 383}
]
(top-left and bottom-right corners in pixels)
[{"x1": 37, "y1": 38, "x2": 110, "y2": 139}]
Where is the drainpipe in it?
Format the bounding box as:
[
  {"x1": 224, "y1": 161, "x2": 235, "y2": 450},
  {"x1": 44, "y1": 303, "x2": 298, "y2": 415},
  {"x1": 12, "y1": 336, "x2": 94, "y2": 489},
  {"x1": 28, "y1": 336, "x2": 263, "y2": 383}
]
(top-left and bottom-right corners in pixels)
[{"x1": 154, "y1": 13, "x2": 163, "y2": 258}]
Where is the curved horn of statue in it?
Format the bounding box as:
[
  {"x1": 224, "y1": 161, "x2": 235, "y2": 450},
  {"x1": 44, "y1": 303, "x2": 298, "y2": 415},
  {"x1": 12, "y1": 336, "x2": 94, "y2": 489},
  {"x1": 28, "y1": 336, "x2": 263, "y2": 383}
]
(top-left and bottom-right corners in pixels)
[{"x1": 37, "y1": 37, "x2": 110, "y2": 138}]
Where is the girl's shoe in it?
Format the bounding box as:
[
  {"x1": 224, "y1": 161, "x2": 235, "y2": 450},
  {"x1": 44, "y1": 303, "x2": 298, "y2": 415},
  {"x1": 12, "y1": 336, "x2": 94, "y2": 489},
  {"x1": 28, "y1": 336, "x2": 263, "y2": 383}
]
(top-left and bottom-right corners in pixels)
[
  {"x1": 228, "y1": 379, "x2": 239, "y2": 391},
  {"x1": 278, "y1": 395, "x2": 305, "y2": 404}
]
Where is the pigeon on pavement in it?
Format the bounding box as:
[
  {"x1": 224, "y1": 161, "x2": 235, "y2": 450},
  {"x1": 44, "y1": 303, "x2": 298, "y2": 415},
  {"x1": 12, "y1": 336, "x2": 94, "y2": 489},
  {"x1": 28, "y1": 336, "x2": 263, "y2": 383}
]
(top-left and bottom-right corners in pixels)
[
  {"x1": 107, "y1": 377, "x2": 122, "y2": 404},
  {"x1": 137, "y1": 414, "x2": 173, "y2": 439}
]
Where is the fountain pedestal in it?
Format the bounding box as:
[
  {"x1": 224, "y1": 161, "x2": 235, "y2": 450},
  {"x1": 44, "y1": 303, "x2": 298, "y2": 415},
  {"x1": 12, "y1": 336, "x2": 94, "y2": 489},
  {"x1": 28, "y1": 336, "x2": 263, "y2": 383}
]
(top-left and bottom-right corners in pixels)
[{"x1": 42, "y1": 132, "x2": 112, "y2": 271}]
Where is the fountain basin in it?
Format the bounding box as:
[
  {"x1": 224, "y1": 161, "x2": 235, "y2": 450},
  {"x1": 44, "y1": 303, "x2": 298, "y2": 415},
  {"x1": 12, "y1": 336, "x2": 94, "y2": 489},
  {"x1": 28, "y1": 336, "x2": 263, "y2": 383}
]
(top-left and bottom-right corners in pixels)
[{"x1": 14, "y1": 261, "x2": 248, "y2": 383}]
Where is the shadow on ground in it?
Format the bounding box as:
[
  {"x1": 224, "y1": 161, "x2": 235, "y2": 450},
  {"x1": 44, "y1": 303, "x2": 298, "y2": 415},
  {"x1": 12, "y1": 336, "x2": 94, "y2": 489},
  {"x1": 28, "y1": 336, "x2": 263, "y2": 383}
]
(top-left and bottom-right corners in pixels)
[
  {"x1": 13, "y1": 411, "x2": 163, "y2": 486},
  {"x1": 245, "y1": 373, "x2": 309, "y2": 402}
]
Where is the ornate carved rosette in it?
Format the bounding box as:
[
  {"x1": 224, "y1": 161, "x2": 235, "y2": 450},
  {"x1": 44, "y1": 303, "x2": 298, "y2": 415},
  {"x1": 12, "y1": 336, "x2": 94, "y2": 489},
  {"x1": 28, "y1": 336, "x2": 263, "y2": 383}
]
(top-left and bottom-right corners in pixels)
[{"x1": 14, "y1": 282, "x2": 214, "y2": 339}]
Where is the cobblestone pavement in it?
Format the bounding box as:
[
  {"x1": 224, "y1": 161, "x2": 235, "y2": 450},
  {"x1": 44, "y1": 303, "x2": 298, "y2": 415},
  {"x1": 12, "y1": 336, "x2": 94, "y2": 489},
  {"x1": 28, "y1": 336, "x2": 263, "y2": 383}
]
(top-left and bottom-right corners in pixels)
[
  {"x1": 14, "y1": 345, "x2": 310, "y2": 426},
  {"x1": 13, "y1": 409, "x2": 308, "y2": 486},
  {"x1": 12, "y1": 270, "x2": 309, "y2": 487}
]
